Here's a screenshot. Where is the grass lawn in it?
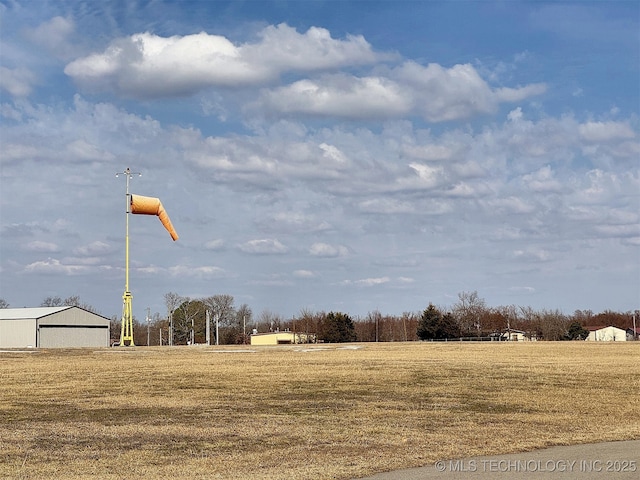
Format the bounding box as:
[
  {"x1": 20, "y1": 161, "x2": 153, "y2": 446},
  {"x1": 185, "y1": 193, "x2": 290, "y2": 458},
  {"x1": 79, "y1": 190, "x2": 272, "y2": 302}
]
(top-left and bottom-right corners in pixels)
[{"x1": 1, "y1": 342, "x2": 639, "y2": 479}]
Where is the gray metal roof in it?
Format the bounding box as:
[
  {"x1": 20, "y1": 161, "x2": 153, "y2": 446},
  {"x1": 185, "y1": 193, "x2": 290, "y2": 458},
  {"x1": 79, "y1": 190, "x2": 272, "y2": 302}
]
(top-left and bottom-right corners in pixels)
[{"x1": 0, "y1": 306, "x2": 72, "y2": 320}]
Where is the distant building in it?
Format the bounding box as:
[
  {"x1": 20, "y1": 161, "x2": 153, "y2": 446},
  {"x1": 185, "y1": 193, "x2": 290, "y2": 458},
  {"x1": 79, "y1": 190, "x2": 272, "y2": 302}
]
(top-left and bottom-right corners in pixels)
[
  {"x1": 585, "y1": 325, "x2": 627, "y2": 342},
  {"x1": 626, "y1": 328, "x2": 640, "y2": 341},
  {"x1": 500, "y1": 329, "x2": 537, "y2": 341},
  {"x1": 0, "y1": 306, "x2": 110, "y2": 348},
  {"x1": 250, "y1": 331, "x2": 316, "y2": 346}
]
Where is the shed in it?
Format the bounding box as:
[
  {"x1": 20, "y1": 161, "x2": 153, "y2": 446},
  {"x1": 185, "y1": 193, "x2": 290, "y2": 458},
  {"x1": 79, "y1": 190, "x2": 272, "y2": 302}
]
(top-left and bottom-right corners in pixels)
[
  {"x1": 250, "y1": 331, "x2": 316, "y2": 346},
  {"x1": 585, "y1": 325, "x2": 627, "y2": 342},
  {"x1": 0, "y1": 306, "x2": 110, "y2": 348},
  {"x1": 627, "y1": 328, "x2": 640, "y2": 341},
  {"x1": 500, "y1": 329, "x2": 536, "y2": 341}
]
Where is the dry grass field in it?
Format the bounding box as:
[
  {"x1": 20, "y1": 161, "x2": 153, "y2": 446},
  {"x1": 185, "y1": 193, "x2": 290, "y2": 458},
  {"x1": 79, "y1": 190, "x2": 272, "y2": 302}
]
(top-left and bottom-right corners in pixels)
[{"x1": 1, "y1": 342, "x2": 639, "y2": 479}]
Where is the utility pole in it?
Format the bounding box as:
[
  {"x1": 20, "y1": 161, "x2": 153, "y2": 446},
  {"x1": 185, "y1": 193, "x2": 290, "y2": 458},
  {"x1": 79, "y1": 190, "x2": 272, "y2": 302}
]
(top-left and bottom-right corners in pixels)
[
  {"x1": 169, "y1": 312, "x2": 173, "y2": 346},
  {"x1": 146, "y1": 307, "x2": 151, "y2": 346},
  {"x1": 115, "y1": 167, "x2": 141, "y2": 346},
  {"x1": 216, "y1": 312, "x2": 219, "y2": 346},
  {"x1": 206, "y1": 310, "x2": 211, "y2": 345}
]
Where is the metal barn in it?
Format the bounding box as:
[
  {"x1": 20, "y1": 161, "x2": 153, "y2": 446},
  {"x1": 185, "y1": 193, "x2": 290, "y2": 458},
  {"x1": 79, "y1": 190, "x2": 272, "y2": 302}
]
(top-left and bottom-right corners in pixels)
[{"x1": 0, "y1": 306, "x2": 110, "y2": 348}]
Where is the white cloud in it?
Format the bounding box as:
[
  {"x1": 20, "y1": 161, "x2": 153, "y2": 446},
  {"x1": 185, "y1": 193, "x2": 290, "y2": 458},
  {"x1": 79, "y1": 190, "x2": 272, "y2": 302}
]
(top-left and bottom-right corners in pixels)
[
  {"x1": 393, "y1": 61, "x2": 545, "y2": 122},
  {"x1": 309, "y1": 243, "x2": 349, "y2": 258},
  {"x1": 238, "y1": 238, "x2": 288, "y2": 254},
  {"x1": 24, "y1": 16, "x2": 77, "y2": 61},
  {"x1": 255, "y1": 61, "x2": 545, "y2": 122},
  {"x1": 512, "y1": 248, "x2": 553, "y2": 262},
  {"x1": 168, "y1": 265, "x2": 225, "y2": 277},
  {"x1": 246, "y1": 24, "x2": 387, "y2": 70},
  {"x1": 342, "y1": 276, "x2": 391, "y2": 287},
  {"x1": 256, "y1": 212, "x2": 332, "y2": 234},
  {"x1": 24, "y1": 258, "x2": 89, "y2": 275},
  {"x1": 578, "y1": 121, "x2": 636, "y2": 143},
  {"x1": 293, "y1": 269, "x2": 316, "y2": 278},
  {"x1": 358, "y1": 198, "x2": 415, "y2": 214},
  {"x1": 494, "y1": 83, "x2": 547, "y2": 102},
  {"x1": 64, "y1": 24, "x2": 384, "y2": 98},
  {"x1": 522, "y1": 166, "x2": 564, "y2": 193},
  {"x1": 24, "y1": 241, "x2": 59, "y2": 253},
  {"x1": 258, "y1": 75, "x2": 411, "y2": 118},
  {"x1": 73, "y1": 241, "x2": 112, "y2": 256},
  {"x1": 204, "y1": 239, "x2": 225, "y2": 250},
  {"x1": 0, "y1": 67, "x2": 36, "y2": 97}
]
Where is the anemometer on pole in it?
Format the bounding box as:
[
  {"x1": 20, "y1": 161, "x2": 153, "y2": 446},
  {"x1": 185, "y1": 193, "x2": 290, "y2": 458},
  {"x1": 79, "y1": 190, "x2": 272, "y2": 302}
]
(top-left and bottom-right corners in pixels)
[{"x1": 116, "y1": 167, "x2": 179, "y2": 346}]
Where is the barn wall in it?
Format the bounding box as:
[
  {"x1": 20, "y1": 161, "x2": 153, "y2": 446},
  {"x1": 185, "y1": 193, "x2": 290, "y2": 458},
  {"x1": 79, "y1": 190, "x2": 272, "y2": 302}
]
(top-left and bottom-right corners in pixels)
[
  {"x1": 39, "y1": 309, "x2": 109, "y2": 327},
  {"x1": 0, "y1": 319, "x2": 37, "y2": 348},
  {"x1": 39, "y1": 326, "x2": 110, "y2": 348}
]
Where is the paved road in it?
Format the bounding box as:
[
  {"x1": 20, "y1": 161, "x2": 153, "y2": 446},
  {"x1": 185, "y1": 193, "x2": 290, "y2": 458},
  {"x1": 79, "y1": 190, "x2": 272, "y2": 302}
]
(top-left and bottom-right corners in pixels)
[{"x1": 357, "y1": 440, "x2": 640, "y2": 480}]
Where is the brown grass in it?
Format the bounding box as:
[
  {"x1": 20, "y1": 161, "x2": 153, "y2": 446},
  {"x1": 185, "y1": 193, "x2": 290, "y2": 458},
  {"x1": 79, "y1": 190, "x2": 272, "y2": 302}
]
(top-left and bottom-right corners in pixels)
[{"x1": 1, "y1": 342, "x2": 639, "y2": 479}]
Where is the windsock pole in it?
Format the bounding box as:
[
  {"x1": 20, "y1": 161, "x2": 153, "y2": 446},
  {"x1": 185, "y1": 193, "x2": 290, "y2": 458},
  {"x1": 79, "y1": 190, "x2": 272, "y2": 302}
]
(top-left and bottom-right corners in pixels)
[{"x1": 116, "y1": 167, "x2": 140, "y2": 346}]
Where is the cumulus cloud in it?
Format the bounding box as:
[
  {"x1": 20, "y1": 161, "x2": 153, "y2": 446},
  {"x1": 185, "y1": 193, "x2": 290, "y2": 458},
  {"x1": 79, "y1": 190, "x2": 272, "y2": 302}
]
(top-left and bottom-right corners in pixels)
[
  {"x1": 512, "y1": 248, "x2": 553, "y2": 262},
  {"x1": 64, "y1": 24, "x2": 384, "y2": 98},
  {"x1": 73, "y1": 241, "x2": 112, "y2": 256},
  {"x1": 24, "y1": 16, "x2": 77, "y2": 61},
  {"x1": 63, "y1": 21, "x2": 544, "y2": 122},
  {"x1": 238, "y1": 238, "x2": 288, "y2": 254},
  {"x1": 293, "y1": 269, "x2": 316, "y2": 278},
  {"x1": 342, "y1": 276, "x2": 391, "y2": 287},
  {"x1": 168, "y1": 265, "x2": 225, "y2": 277},
  {"x1": 257, "y1": 75, "x2": 411, "y2": 119},
  {"x1": 256, "y1": 211, "x2": 332, "y2": 234},
  {"x1": 255, "y1": 61, "x2": 546, "y2": 122},
  {"x1": 394, "y1": 61, "x2": 546, "y2": 122},
  {"x1": 0, "y1": 67, "x2": 36, "y2": 97},
  {"x1": 204, "y1": 239, "x2": 225, "y2": 250},
  {"x1": 578, "y1": 121, "x2": 636, "y2": 143},
  {"x1": 24, "y1": 258, "x2": 89, "y2": 275},
  {"x1": 309, "y1": 243, "x2": 349, "y2": 258},
  {"x1": 23, "y1": 241, "x2": 59, "y2": 253},
  {"x1": 522, "y1": 165, "x2": 564, "y2": 193}
]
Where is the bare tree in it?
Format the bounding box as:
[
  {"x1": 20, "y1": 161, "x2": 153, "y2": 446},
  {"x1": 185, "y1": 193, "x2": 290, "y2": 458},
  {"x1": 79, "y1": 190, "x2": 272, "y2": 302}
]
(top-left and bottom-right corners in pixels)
[
  {"x1": 538, "y1": 309, "x2": 569, "y2": 341},
  {"x1": 236, "y1": 304, "x2": 252, "y2": 343},
  {"x1": 40, "y1": 295, "x2": 97, "y2": 313},
  {"x1": 173, "y1": 297, "x2": 198, "y2": 344},
  {"x1": 452, "y1": 291, "x2": 487, "y2": 336},
  {"x1": 164, "y1": 292, "x2": 183, "y2": 346},
  {"x1": 41, "y1": 296, "x2": 63, "y2": 307},
  {"x1": 258, "y1": 310, "x2": 284, "y2": 332},
  {"x1": 203, "y1": 294, "x2": 236, "y2": 327},
  {"x1": 0, "y1": 298, "x2": 9, "y2": 309}
]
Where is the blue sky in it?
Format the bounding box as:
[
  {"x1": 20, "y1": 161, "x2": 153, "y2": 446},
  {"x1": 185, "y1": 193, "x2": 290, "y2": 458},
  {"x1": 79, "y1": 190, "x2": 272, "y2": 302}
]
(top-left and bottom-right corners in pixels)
[{"x1": 1, "y1": 0, "x2": 638, "y2": 321}]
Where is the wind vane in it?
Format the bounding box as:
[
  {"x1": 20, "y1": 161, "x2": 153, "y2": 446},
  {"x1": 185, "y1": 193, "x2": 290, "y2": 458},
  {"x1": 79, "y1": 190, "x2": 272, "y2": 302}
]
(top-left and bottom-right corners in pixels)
[{"x1": 115, "y1": 167, "x2": 178, "y2": 346}]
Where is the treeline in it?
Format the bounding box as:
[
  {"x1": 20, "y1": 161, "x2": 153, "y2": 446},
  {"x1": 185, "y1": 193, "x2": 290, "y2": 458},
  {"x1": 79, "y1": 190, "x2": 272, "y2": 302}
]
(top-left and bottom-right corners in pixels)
[
  {"x1": 1, "y1": 293, "x2": 637, "y2": 345},
  {"x1": 111, "y1": 291, "x2": 639, "y2": 345}
]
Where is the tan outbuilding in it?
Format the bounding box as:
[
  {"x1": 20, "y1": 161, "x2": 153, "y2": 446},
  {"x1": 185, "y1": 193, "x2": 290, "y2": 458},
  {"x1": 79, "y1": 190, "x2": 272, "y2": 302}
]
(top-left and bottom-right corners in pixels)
[
  {"x1": 250, "y1": 331, "x2": 316, "y2": 346},
  {"x1": 0, "y1": 306, "x2": 110, "y2": 348}
]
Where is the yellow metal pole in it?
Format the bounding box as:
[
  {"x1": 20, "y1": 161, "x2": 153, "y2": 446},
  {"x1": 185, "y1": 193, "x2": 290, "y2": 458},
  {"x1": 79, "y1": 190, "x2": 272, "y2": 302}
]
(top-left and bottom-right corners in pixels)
[{"x1": 116, "y1": 167, "x2": 140, "y2": 346}]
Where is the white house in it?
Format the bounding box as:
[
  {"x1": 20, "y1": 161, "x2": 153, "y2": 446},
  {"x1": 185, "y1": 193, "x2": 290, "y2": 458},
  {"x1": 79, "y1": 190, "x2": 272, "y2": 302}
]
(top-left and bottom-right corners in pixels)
[
  {"x1": 500, "y1": 329, "x2": 537, "y2": 341},
  {"x1": 585, "y1": 325, "x2": 627, "y2": 342}
]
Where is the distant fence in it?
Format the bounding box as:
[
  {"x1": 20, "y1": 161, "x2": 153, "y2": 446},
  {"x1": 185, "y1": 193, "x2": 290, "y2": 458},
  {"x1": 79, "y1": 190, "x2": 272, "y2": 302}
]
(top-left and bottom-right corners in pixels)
[{"x1": 424, "y1": 336, "x2": 506, "y2": 342}]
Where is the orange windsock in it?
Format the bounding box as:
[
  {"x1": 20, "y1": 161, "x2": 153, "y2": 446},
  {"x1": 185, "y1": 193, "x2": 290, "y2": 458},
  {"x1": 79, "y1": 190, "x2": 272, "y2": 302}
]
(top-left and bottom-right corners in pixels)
[{"x1": 130, "y1": 194, "x2": 179, "y2": 241}]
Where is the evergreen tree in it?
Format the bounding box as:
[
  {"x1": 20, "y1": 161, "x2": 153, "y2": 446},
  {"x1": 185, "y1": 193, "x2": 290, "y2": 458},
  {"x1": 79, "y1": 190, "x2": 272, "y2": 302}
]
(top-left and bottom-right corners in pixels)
[
  {"x1": 318, "y1": 312, "x2": 356, "y2": 343},
  {"x1": 417, "y1": 304, "x2": 460, "y2": 340},
  {"x1": 564, "y1": 321, "x2": 589, "y2": 340}
]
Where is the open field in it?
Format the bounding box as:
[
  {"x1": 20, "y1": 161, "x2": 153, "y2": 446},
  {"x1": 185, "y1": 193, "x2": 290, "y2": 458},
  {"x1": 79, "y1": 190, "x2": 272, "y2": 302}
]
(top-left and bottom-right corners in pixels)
[{"x1": 1, "y1": 342, "x2": 639, "y2": 479}]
